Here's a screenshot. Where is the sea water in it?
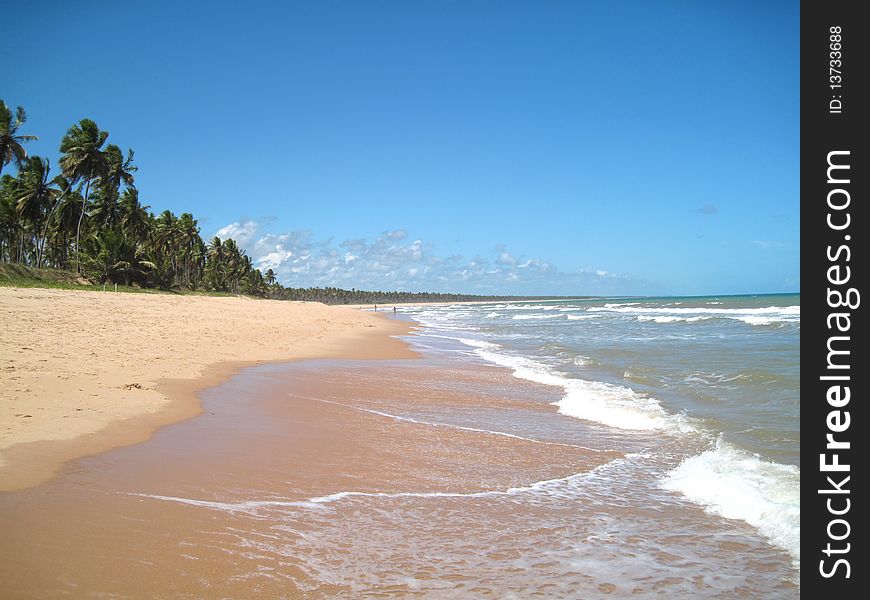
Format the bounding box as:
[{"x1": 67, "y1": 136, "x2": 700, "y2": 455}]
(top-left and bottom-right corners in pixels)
[{"x1": 401, "y1": 294, "x2": 800, "y2": 576}]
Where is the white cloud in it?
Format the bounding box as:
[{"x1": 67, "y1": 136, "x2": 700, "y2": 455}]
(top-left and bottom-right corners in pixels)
[
  {"x1": 257, "y1": 249, "x2": 294, "y2": 272},
  {"x1": 214, "y1": 220, "x2": 640, "y2": 294},
  {"x1": 214, "y1": 220, "x2": 259, "y2": 245}
]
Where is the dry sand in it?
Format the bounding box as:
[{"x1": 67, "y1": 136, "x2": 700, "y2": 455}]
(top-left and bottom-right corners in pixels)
[{"x1": 0, "y1": 286, "x2": 415, "y2": 490}]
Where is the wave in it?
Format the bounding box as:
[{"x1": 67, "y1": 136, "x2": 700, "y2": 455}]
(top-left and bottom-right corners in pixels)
[
  {"x1": 566, "y1": 314, "x2": 598, "y2": 321},
  {"x1": 680, "y1": 371, "x2": 787, "y2": 387},
  {"x1": 589, "y1": 305, "x2": 800, "y2": 316},
  {"x1": 456, "y1": 338, "x2": 500, "y2": 350},
  {"x1": 572, "y1": 355, "x2": 596, "y2": 367},
  {"x1": 637, "y1": 315, "x2": 712, "y2": 323},
  {"x1": 512, "y1": 314, "x2": 563, "y2": 320},
  {"x1": 130, "y1": 453, "x2": 646, "y2": 513},
  {"x1": 736, "y1": 315, "x2": 788, "y2": 326},
  {"x1": 407, "y1": 304, "x2": 799, "y2": 575},
  {"x1": 500, "y1": 304, "x2": 561, "y2": 311},
  {"x1": 462, "y1": 341, "x2": 675, "y2": 432},
  {"x1": 661, "y1": 438, "x2": 800, "y2": 570},
  {"x1": 589, "y1": 305, "x2": 800, "y2": 326},
  {"x1": 293, "y1": 394, "x2": 603, "y2": 452}
]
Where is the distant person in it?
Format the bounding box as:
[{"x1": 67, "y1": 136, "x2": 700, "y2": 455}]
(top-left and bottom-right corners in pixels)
[
  {"x1": 393, "y1": 306, "x2": 397, "y2": 314},
  {"x1": 374, "y1": 304, "x2": 377, "y2": 311}
]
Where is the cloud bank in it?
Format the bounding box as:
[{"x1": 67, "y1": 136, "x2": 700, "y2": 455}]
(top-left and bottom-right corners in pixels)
[{"x1": 213, "y1": 220, "x2": 642, "y2": 295}]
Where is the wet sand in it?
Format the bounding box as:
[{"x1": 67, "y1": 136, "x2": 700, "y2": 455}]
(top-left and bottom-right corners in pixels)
[
  {"x1": 0, "y1": 348, "x2": 797, "y2": 598},
  {"x1": 0, "y1": 287, "x2": 414, "y2": 490},
  {"x1": 0, "y1": 356, "x2": 616, "y2": 598}
]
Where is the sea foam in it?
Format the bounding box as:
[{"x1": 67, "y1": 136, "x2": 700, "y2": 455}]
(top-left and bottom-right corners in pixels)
[
  {"x1": 588, "y1": 304, "x2": 800, "y2": 326},
  {"x1": 463, "y1": 341, "x2": 670, "y2": 431},
  {"x1": 661, "y1": 438, "x2": 801, "y2": 570}
]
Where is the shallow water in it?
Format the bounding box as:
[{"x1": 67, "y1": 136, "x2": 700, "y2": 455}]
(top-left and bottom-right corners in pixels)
[{"x1": 401, "y1": 294, "x2": 801, "y2": 578}]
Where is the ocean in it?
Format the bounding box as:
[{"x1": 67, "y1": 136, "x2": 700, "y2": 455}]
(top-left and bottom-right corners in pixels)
[{"x1": 400, "y1": 293, "x2": 800, "y2": 583}]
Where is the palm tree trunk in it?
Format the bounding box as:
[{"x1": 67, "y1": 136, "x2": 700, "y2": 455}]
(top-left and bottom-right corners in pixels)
[
  {"x1": 75, "y1": 179, "x2": 90, "y2": 274},
  {"x1": 36, "y1": 192, "x2": 64, "y2": 269}
]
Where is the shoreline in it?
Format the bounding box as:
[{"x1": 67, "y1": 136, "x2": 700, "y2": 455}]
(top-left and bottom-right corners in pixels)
[
  {"x1": 0, "y1": 286, "x2": 417, "y2": 491},
  {"x1": 0, "y1": 327, "x2": 798, "y2": 597},
  {"x1": 0, "y1": 292, "x2": 801, "y2": 596}
]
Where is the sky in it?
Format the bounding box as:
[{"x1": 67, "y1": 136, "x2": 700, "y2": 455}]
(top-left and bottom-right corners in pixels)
[{"x1": 2, "y1": 0, "x2": 799, "y2": 296}]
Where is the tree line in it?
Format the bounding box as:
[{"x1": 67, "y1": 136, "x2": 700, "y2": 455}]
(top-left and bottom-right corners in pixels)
[
  {"x1": 1, "y1": 100, "x2": 271, "y2": 294},
  {"x1": 1, "y1": 100, "x2": 571, "y2": 304}
]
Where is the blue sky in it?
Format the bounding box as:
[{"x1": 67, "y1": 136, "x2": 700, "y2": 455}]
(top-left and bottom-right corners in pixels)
[{"x1": 3, "y1": 0, "x2": 799, "y2": 295}]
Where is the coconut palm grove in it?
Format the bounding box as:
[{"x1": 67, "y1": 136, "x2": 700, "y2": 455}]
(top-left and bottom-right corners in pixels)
[{"x1": 0, "y1": 100, "x2": 552, "y2": 304}]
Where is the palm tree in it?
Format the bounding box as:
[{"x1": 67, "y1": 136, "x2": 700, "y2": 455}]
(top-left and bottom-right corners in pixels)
[
  {"x1": 222, "y1": 238, "x2": 243, "y2": 293},
  {"x1": 93, "y1": 144, "x2": 136, "y2": 227},
  {"x1": 47, "y1": 185, "x2": 84, "y2": 269},
  {"x1": 0, "y1": 175, "x2": 19, "y2": 261},
  {"x1": 206, "y1": 236, "x2": 226, "y2": 291},
  {"x1": 190, "y1": 237, "x2": 207, "y2": 289},
  {"x1": 13, "y1": 156, "x2": 58, "y2": 267},
  {"x1": 59, "y1": 119, "x2": 108, "y2": 272},
  {"x1": 0, "y1": 101, "x2": 38, "y2": 177},
  {"x1": 80, "y1": 227, "x2": 155, "y2": 286},
  {"x1": 118, "y1": 188, "x2": 150, "y2": 243},
  {"x1": 177, "y1": 212, "x2": 200, "y2": 286},
  {"x1": 151, "y1": 210, "x2": 181, "y2": 284}
]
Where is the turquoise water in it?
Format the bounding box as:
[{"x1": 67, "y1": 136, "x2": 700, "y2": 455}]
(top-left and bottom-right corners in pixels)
[{"x1": 400, "y1": 294, "x2": 800, "y2": 572}]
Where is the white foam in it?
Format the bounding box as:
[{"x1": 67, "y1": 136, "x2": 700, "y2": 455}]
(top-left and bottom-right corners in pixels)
[
  {"x1": 456, "y1": 337, "x2": 500, "y2": 350},
  {"x1": 462, "y1": 342, "x2": 671, "y2": 432},
  {"x1": 566, "y1": 314, "x2": 598, "y2": 320},
  {"x1": 132, "y1": 454, "x2": 645, "y2": 513},
  {"x1": 512, "y1": 314, "x2": 562, "y2": 320},
  {"x1": 309, "y1": 455, "x2": 642, "y2": 504},
  {"x1": 735, "y1": 316, "x2": 780, "y2": 326},
  {"x1": 588, "y1": 304, "x2": 800, "y2": 326},
  {"x1": 294, "y1": 395, "x2": 602, "y2": 452},
  {"x1": 661, "y1": 439, "x2": 800, "y2": 570},
  {"x1": 126, "y1": 494, "x2": 320, "y2": 514},
  {"x1": 555, "y1": 378, "x2": 669, "y2": 431},
  {"x1": 589, "y1": 304, "x2": 798, "y2": 317},
  {"x1": 637, "y1": 315, "x2": 711, "y2": 324}
]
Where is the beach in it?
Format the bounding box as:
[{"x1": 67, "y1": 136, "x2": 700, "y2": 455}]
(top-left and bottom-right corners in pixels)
[
  {"x1": 0, "y1": 287, "x2": 414, "y2": 491},
  {"x1": 0, "y1": 290, "x2": 800, "y2": 597}
]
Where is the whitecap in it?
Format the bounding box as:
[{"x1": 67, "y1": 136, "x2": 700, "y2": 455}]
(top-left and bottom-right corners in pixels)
[{"x1": 661, "y1": 438, "x2": 800, "y2": 570}]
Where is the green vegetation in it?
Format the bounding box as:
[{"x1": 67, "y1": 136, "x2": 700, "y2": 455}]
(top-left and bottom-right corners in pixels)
[
  {"x1": 1, "y1": 100, "x2": 272, "y2": 295},
  {"x1": 1, "y1": 100, "x2": 578, "y2": 305}
]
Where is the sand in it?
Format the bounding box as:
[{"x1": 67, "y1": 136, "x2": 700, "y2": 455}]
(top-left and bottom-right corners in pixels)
[
  {"x1": 0, "y1": 286, "x2": 415, "y2": 490},
  {"x1": 0, "y1": 355, "x2": 624, "y2": 597}
]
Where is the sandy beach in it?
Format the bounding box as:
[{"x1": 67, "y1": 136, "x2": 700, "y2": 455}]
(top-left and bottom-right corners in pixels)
[
  {"x1": 0, "y1": 292, "x2": 800, "y2": 596},
  {"x1": 0, "y1": 286, "x2": 415, "y2": 490}
]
